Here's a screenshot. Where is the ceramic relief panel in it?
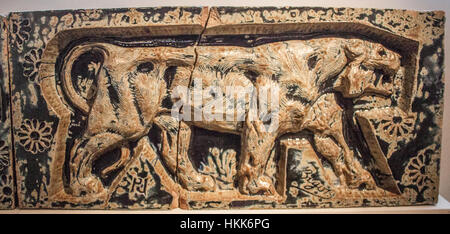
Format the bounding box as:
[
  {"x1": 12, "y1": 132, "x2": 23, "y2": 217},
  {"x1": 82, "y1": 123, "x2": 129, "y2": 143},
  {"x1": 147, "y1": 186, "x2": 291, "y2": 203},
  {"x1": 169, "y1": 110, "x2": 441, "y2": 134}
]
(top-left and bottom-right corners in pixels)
[{"x1": 4, "y1": 7, "x2": 445, "y2": 209}]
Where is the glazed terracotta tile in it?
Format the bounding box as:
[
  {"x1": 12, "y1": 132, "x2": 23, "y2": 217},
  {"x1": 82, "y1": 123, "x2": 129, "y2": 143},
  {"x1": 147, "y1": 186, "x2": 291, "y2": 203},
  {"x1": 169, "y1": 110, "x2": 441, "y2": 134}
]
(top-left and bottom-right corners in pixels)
[
  {"x1": 4, "y1": 6, "x2": 445, "y2": 209},
  {"x1": 0, "y1": 16, "x2": 15, "y2": 209}
]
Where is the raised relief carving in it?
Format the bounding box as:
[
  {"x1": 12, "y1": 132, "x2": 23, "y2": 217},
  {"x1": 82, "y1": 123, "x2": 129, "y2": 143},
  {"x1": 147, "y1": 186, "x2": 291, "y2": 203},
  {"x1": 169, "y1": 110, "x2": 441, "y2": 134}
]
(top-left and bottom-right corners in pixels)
[
  {"x1": 7, "y1": 7, "x2": 443, "y2": 209},
  {"x1": 44, "y1": 36, "x2": 404, "y2": 204}
]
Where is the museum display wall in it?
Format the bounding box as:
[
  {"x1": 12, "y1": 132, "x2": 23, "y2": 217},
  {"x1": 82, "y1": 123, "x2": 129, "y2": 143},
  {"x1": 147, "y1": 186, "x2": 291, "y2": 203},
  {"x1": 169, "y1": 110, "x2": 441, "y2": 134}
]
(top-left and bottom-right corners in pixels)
[{"x1": 0, "y1": 2, "x2": 448, "y2": 210}]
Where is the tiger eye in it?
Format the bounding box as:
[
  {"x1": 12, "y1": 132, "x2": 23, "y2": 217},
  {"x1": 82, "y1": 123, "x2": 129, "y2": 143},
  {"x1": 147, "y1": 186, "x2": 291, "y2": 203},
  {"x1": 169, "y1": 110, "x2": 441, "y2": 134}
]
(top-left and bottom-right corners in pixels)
[{"x1": 136, "y1": 62, "x2": 154, "y2": 73}]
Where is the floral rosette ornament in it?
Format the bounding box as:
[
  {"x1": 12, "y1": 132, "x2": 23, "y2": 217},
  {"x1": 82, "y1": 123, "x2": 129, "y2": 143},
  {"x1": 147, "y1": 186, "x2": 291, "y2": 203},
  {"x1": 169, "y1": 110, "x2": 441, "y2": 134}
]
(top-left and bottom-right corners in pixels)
[
  {"x1": 401, "y1": 144, "x2": 439, "y2": 203},
  {"x1": 356, "y1": 107, "x2": 417, "y2": 158},
  {"x1": 17, "y1": 119, "x2": 53, "y2": 154}
]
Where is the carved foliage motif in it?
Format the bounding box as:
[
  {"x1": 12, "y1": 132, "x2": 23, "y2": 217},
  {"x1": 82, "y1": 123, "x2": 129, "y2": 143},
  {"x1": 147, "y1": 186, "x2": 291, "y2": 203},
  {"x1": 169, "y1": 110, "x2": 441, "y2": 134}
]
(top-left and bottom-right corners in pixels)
[
  {"x1": 2, "y1": 7, "x2": 445, "y2": 209},
  {"x1": 199, "y1": 147, "x2": 237, "y2": 190}
]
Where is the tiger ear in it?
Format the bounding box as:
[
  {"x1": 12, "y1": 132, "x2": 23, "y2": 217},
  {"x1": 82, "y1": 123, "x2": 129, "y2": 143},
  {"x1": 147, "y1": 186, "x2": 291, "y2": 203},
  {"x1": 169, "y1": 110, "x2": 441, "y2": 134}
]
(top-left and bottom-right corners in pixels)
[{"x1": 61, "y1": 43, "x2": 108, "y2": 114}]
